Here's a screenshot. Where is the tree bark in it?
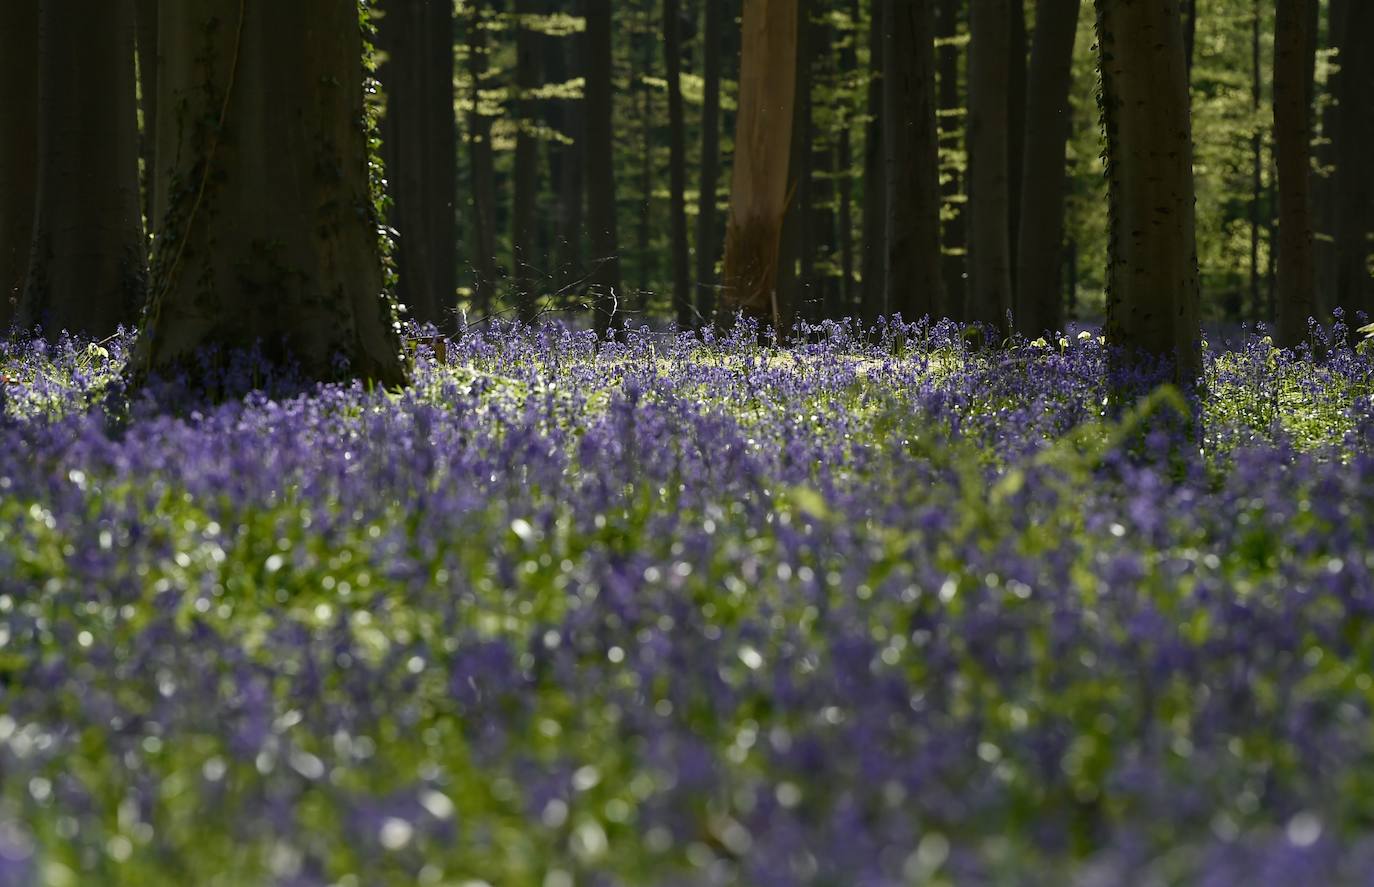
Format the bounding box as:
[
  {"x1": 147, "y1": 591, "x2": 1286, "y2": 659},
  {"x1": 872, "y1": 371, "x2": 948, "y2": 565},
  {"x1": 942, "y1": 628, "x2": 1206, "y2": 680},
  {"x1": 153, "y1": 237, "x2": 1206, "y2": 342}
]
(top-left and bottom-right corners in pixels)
[
  {"x1": 1006, "y1": 0, "x2": 1027, "y2": 297},
  {"x1": 466, "y1": 1, "x2": 500, "y2": 318},
  {"x1": 777, "y1": 0, "x2": 811, "y2": 327},
  {"x1": 859, "y1": 0, "x2": 885, "y2": 322},
  {"x1": 967, "y1": 0, "x2": 1013, "y2": 332},
  {"x1": 719, "y1": 0, "x2": 798, "y2": 331},
  {"x1": 512, "y1": 0, "x2": 541, "y2": 322},
  {"x1": 377, "y1": 0, "x2": 458, "y2": 331},
  {"x1": 20, "y1": 0, "x2": 146, "y2": 340},
  {"x1": 1096, "y1": 0, "x2": 1202, "y2": 382},
  {"x1": 1247, "y1": 0, "x2": 1262, "y2": 323},
  {"x1": 1015, "y1": 0, "x2": 1079, "y2": 336},
  {"x1": 129, "y1": 0, "x2": 406, "y2": 386},
  {"x1": 694, "y1": 0, "x2": 723, "y2": 322},
  {"x1": 1331, "y1": 1, "x2": 1374, "y2": 319},
  {"x1": 1274, "y1": 0, "x2": 1316, "y2": 346},
  {"x1": 837, "y1": 6, "x2": 857, "y2": 317},
  {"x1": 544, "y1": 26, "x2": 583, "y2": 298},
  {"x1": 935, "y1": 0, "x2": 965, "y2": 317},
  {"x1": 665, "y1": 0, "x2": 692, "y2": 327},
  {"x1": 0, "y1": 0, "x2": 38, "y2": 329},
  {"x1": 584, "y1": 0, "x2": 623, "y2": 335},
  {"x1": 883, "y1": 0, "x2": 944, "y2": 323},
  {"x1": 135, "y1": 0, "x2": 158, "y2": 232}
]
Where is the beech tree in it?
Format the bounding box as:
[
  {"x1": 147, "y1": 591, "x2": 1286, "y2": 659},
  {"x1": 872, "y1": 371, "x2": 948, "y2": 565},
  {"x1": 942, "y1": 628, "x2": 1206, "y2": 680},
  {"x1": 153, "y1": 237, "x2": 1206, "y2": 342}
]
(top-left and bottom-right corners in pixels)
[
  {"x1": 1096, "y1": 0, "x2": 1202, "y2": 381},
  {"x1": 584, "y1": 0, "x2": 623, "y2": 336},
  {"x1": 966, "y1": 0, "x2": 1013, "y2": 330},
  {"x1": 719, "y1": 0, "x2": 799, "y2": 330},
  {"x1": 377, "y1": 0, "x2": 459, "y2": 330},
  {"x1": 859, "y1": 0, "x2": 885, "y2": 322},
  {"x1": 512, "y1": 0, "x2": 540, "y2": 322},
  {"x1": 694, "y1": 0, "x2": 725, "y2": 322},
  {"x1": 129, "y1": 0, "x2": 406, "y2": 386},
  {"x1": 1273, "y1": 0, "x2": 1316, "y2": 346},
  {"x1": 664, "y1": 0, "x2": 692, "y2": 328},
  {"x1": 135, "y1": 0, "x2": 159, "y2": 228},
  {"x1": 1330, "y1": 1, "x2": 1374, "y2": 318},
  {"x1": 19, "y1": 0, "x2": 145, "y2": 340},
  {"x1": 465, "y1": 0, "x2": 500, "y2": 318},
  {"x1": 0, "y1": 0, "x2": 38, "y2": 329}
]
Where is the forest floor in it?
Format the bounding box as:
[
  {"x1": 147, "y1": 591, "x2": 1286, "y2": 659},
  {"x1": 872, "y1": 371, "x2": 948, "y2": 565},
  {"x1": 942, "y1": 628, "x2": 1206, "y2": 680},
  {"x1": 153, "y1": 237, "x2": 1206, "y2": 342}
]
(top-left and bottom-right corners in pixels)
[{"x1": 1, "y1": 319, "x2": 1373, "y2": 885}]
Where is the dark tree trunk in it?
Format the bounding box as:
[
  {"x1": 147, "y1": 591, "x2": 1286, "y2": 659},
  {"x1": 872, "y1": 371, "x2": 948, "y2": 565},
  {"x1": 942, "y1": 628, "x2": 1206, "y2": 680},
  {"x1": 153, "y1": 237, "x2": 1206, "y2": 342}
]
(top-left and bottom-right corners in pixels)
[
  {"x1": 936, "y1": 0, "x2": 966, "y2": 317},
  {"x1": 1248, "y1": 0, "x2": 1263, "y2": 323},
  {"x1": 1015, "y1": 0, "x2": 1079, "y2": 336},
  {"x1": 466, "y1": 0, "x2": 500, "y2": 319},
  {"x1": 20, "y1": 0, "x2": 146, "y2": 340},
  {"x1": 1096, "y1": 0, "x2": 1202, "y2": 382},
  {"x1": 778, "y1": 0, "x2": 812, "y2": 327},
  {"x1": 859, "y1": 0, "x2": 885, "y2": 321},
  {"x1": 0, "y1": 0, "x2": 38, "y2": 328},
  {"x1": 835, "y1": 2, "x2": 857, "y2": 317},
  {"x1": 719, "y1": 0, "x2": 798, "y2": 330},
  {"x1": 1331, "y1": 1, "x2": 1374, "y2": 319},
  {"x1": 544, "y1": 28, "x2": 584, "y2": 297},
  {"x1": 967, "y1": 0, "x2": 1013, "y2": 332},
  {"x1": 1006, "y1": 0, "x2": 1027, "y2": 298},
  {"x1": 637, "y1": 50, "x2": 653, "y2": 301},
  {"x1": 135, "y1": 0, "x2": 158, "y2": 232},
  {"x1": 665, "y1": 0, "x2": 692, "y2": 327},
  {"x1": 512, "y1": 0, "x2": 541, "y2": 322},
  {"x1": 584, "y1": 0, "x2": 623, "y2": 335},
  {"x1": 1274, "y1": 0, "x2": 1316, "y2": 346},
  {"x1": 129, "y1": 0, "x2": 406, "y2": 386},
  {"x1": 883, "y1": 0, "x2": 944, "y2": 323},
  {"x1": 694, "y1": 0, "x2": 723, "y2": 322},
  {"x1": 377, "y1": 0, "x2": 458, "y2": 330}
]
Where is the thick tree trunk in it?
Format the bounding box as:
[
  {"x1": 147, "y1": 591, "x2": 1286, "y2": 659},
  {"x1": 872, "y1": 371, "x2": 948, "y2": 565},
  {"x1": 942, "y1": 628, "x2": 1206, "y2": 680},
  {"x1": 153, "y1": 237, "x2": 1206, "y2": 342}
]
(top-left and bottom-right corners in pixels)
[
  {"x1": 0, "y1": 0, "x2": 38, "y2": 329},
  {"x1": 665, "y1": 0, "x2": 692, "y2": 327},
  {"x1": 859, "y1": 0, "x2": 885, "y2": 322},
  {"x1": 584, "y1": 0, "x2": 623, "y2": 335},
  {"x1": 1015, "y1": 0, "x2": 1079, "y2": 336},
  {"x1": 967, "y1": 0, "x2": 1013, "y2": 332},
  {"x1": 377, "y1": 0, "x2": 458, "y2": 330},
  {"x1": 135, "y1": 0, "x2": 158, "y2": 232},
  {"x1": 777, "y1": 0, "x2": 811, "y2": 327},
  {"x1": 694, "y1": 0, "x2": 723, "y2": 322},
  {"x1": 129, "y1": 0, "x2": 406, "y2": 386},
  {"x1": 1096, "y1": 0, "x2": 1202, "y2": 382},
  {"x1": 1274, "y1": 0, "x2": 1316, "y2": 346},
  {"x1": 719, "y1": 0, "x2": 798, "y2": 330},
  {"x1": 20, "y1": 0, "x2": 146, "y2": 340},
  {"x1": 1006, "y1": 0, "x2": 1027, "y2": 297},
  {"x1": 935, "y1": 0, "x2": 965, "y2": 317},
  {"x1": 883, "y1": 0, "x2": 944, "y2": 323},
  {"x1": 1331, "y1": 1, "x2": 1374, "y2": 319},
  {"x1": 512, "y1": 0, "x2": 540, "y2": 322},
  {"x1": 466, "y1": 1, "x2": 500, "y2": 318}
]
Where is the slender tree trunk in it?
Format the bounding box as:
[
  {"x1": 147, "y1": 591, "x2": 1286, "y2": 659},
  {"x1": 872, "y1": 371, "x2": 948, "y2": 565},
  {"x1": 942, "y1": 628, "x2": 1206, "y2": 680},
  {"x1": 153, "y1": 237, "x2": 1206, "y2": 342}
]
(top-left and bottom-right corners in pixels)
[
  {"x1": 935, "y1": 0, "x2": 965, "y2": 317},
  {"x1": 777, "y1": 0, "x2": 812, "y2": 327},
  {"x1": 512, "y1": 0, "x2": 540, "y2": 322},
  {"x1": 665, "y1": 0, "x2": 692, "y2": 327},
  {"x1": 1015, "y1": 0, "x2": 1079, "y2": 336},
  {"x1": 377, "y1": 0, "x2": 458, "y2": 330},
  {"x1": 637, "y1": 55, "x2": 653, "y2": 300},
  {"x1": 1096, "y1": 0, "x2": 1202, "y2": 382},
  {"x1": 0, "y1": 0, "x2": 38, "y2": 329},
  {"x1": 883, "y1": 0, "x2": 944, "y2": 323},
  {"x1": 1248, "y1": 0, "x2": 1263, "y2": 323},
  {"x1": 1331, "y1": 1, "x2": 1374, "y2": 319},
  {"x1": 544, "y1": 29, "x2": 584, "y2": 297},
  {"x1": 810, "y1": 11, "x2": 837, "y2": 320},
  {"x1": 584, "y1": 0, "x2": 623, "y2": 335},
  {"x1": 695, "y1": 0, "x2": 723, "y2": 322},
  {"x1": 466, "y1": 0, "x2": 500, "y2": 319},
  {"x1": 1006, "y1": 0, "x2": 1027, "y2": 298},
  {"x1": 135, "y1": 0, "x2": 158, "y2": 232},
  {"x1": 967, "y1": 0, "x2": 1013, "y2": 332},
  {"x1": 1274, "y1": 0, "x2": 1316, "y2": 346},
  {"x1": 859, "y1": 0, "x2": 885, "y2": 321},
  {"x1": 1313, "y1": 0, "x2": 1343, "y2": 316},
  {"x1": 719, "y1": 0, "x2": 799, "y2": 330},
  {"x1": 129, "y1": 0, "x2": 406, "y2": 386},
  {"x1": 20, "y1": 0, "x2": 146, "y2": 340}
]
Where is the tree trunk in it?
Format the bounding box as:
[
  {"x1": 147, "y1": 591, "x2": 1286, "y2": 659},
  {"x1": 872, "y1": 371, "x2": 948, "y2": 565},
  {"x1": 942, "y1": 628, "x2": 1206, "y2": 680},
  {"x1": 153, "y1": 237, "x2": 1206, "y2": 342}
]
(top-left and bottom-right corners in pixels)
[
  {"x1": 719, "y1": 0, "x2": 799, "y2": 330},
  {"x1": 1247, "y1": 0, "x2": 1262, "y2": 323},
  {"x1": 129, "y1": 0, "x2": 406, "y2": 386},
  {"x1": 1006, "y1": 0, "x2": 1027, "y2": 298},
  {"x1": 1015, "y1": 0, "x2": 1079, "y2": 336},
  {"x1": 0, "y1": 0, "x2": 38, "y2": 329},
  {"x1": 1331, "y1": 1, "x2": 1374, "y2": 319},
  {"x1": 1274, "y1": 0, "x2": 1316, "y2": 346},
  {"x1": 883, "y1": 0, "x2": 944, "y2": 323},
  {"x1": 545, "y1": 27, "x2": 583, "y2": 298},
  {"x1": 695, "y1": 0, "x2": 723, "y2": 322},
  {"x1": 777, "y1": 0, "x2": 811, "y2": 327},
  {"x1": 466, "y1": 1, "x2": 500, "y2": 319},
  {"x1": 859, "y1": 0, "x2": 885, "y2": 322},
  {"x1": 377, "y1": 0, "x2": 458, "y2": 331},
  {"x1": 135, "y1": 0, "x2": 158, "y2": 232},
  {"x1": 665, "y1": 0, "x2": 692, "y2": 327},
  {"x1": 967, "y1": 0, "x2": 1012, "y2": 332},
  {"x1": 1096, "y1": 0, "x2": 1202, "y2": 382},
  {"x1": 1313, "y1": 0, "x2": 1343, "y2": 316},
  {"x1": 20, "y1": 0, "x2": 146, "y2": 340},
  {"x1": 584, "y1": 0, "x2": 623, "y2": 335},
  {"x1": 935, "y1": 0, "x2": 965, "y2": 317},
  {"x1": 512, "y1": 0, "x2": 540, "y2": 322}
]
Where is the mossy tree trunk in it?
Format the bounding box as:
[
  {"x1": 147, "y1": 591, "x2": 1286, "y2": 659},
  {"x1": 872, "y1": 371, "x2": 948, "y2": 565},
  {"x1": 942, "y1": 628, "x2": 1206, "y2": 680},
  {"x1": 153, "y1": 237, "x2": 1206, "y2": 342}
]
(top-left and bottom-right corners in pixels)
[
  {"x1": 19, "y1": 0, "x2": 146, "y2": 340},
  {"x1": 967, "y1": 0, "x2": 1012, "y2": 333},
  {"x1": 1273, "y1": 0, "x2": 1316, "y2": 346},
  {"x1": 719, "y1": 0, "x2": 798, "y2": 331},
  {"x1": 129, "y1": 0, "x2": 406, "y2": 386},
  {"x1": 1096, "y1": 0, "x2": 1202, "y2": 382},
  {"x1": 0, "y1": 0, "x2": 39, "y2": 329}
]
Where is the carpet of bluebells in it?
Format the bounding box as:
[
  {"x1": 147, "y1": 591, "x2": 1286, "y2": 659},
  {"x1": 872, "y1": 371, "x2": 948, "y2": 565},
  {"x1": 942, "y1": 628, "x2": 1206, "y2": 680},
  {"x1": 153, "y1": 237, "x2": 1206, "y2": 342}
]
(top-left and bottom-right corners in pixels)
[{"x1": 2, "y1": 317, "x2": 1374, "y2": 886}]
